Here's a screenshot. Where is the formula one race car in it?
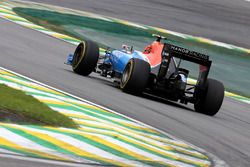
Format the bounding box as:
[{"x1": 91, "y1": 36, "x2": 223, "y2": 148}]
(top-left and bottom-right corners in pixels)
[{"x1": 66, "y1": 34, "x2": 224, "y2": 116}]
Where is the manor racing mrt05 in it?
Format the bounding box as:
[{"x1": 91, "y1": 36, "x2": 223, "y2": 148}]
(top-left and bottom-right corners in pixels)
[{"x1": 66, "y1": 35, "x2": 224, "y2": 116}]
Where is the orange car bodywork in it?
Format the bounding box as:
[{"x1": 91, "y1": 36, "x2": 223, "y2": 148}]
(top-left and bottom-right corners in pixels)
[{"x1": 143, "y1": 41, "x2": 164, "y2": 68}]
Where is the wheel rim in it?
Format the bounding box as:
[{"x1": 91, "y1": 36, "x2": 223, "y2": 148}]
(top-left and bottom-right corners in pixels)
[
  {"x1": 122, "y1": 63, "x2": 131, "y2": 84},
  {"x1": 72, "y1": 42, "x2": 85, "y2": 69},
  {"x1": 121, "y1": 61, "x2": 133, "y2": 88}
]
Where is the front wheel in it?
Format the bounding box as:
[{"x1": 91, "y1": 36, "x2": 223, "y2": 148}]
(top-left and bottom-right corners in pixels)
[
  {"x1": 194, "y1": 78, "x2": 224, "y2": 116},
  {"x1": 72, "y1": 40, "x2": 99, "y2": 76},
  {"x1": 120, "y1": 58, "x2": 150, "y2": 94}
]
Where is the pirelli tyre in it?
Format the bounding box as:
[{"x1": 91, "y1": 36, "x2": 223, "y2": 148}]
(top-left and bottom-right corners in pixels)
[
  {"x1": 120, "y1": 58, "x2": 150, "y2": 94},
  {"x1": 195, "y1": 78, "x2": 224, "y2": 116},
  {"x1": 72, "y1": 40, "x2": 99, "y2": 76}
]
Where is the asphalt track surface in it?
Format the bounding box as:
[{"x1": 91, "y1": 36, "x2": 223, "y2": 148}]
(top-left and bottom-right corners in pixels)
[
  {"x1": 24, "y1": 0, "x2": 250, "y2": 49},
  {"x1": 0, "y1": 0, "x2": 250, "y2": 167},
  {"x1": 0, "y1": 154, "x2": 96, "y2": 167}
]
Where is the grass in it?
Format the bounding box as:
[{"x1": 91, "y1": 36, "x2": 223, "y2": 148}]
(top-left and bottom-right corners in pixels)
[{"x1": 0, "y1": 84, "x2": 78, "y2": 128}]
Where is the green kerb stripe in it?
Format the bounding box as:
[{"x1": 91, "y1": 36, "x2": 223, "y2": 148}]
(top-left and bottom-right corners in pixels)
[
  {"x1": 38, "y1": 125, "x2": 201, "y2": 159},
  {"x1": 2, "y1": 126, "x2": 112, "y2": 166},
  {"x1": 51, "y1": 105, "x2": 161, "y2": 136},
  {"x1": 32, "y1": 126, "x2": 207, "y2": 167},
  {"x1": 0, "y1": 76, "x2": 65, "y2": 97},
  {"x1": 0, "y1": 145, "x2": 46, "y2": 159},
  {"x1": 47, "y1": 103, "x2": 131, "y2": 120}
]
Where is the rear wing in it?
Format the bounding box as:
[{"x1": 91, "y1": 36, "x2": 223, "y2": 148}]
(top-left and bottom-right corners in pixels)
[
  {"x1": 160, "y1": 43, "x2": 212, "y2": 88},
  {"x1": 162, "y1": 44, "x2": 211, "y2": 66}
]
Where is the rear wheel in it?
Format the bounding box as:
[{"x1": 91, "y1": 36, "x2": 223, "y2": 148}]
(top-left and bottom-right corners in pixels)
[
  {"x1": 194, "y1": 78, "x2": 224, "y2": 116},
  {"x1": 120, "y1": 58, "x2": 150, "y2": 94},
  {"x1": 72, "y1": 40, "x2": 99, "y2": 76}
]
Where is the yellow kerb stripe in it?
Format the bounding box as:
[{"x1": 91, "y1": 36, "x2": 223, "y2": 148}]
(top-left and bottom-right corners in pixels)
[
  {"x1": 0, "y1": 7, "x2": 15, "y2": 14},
  {"x1": 76, "y1": 120, "x2": 205, "y2": 160},
  {"x1": 66, "y1": 107, "x2": 159, "y2": 134},
  {"x1": 5, "y1": 125, "x2": 132, "y2": 167},
  {"x1": 3, "y1": 14, "x2": 27, "y2": 21},
  {"x1": 26, "y1": 24, "x2": 44, "y2": 29},
  {"x1": 100, "y1": 48, "x2": 106, "y2": 52},
  {"x1": 0, "y1": 137, "x2": 69, "y2": 161},
  {"x1": 114, "y1": 133, "x2": 209, "y2": 166},
  {"x1": 140, "y1": 134, "x2": 190, "y2": 148},
  {"x1": 51, "y1": 128, "x2": 155, "y2": 162},
  {"x1": 39, "y1": 99, "x2": 72, "y2": 106},
  {"x1": 50, "y1": 127, "x2": 171, "y2": 159},
  {"x1": 74, "y1": 120, "x2": 160, "y2": 148},
  {"x1": 52, "y1": 33, "x2": 78, "y2": 40},
  {"x1": 110, "y1": 119, "x2": 159, "y2": 134},
  {"x1": 0, "y1": 70, "x2": 15, "y2": 76},
  {"x1": 64, "y1": 113, "x2": 98, "y2": 121},
  {"x1": 77, "y1": 104, "x2": 112, "y2": 114},
  {"x1": 225, "y1": 91, "x2": 243, "y2": 98},
  {"x1": 75, "y1": 121, "x2": 175, "y2": 150},
  {"x1": 67, "y1": 103, "x2": 160, "y2": 134},
  {"x1": 196, "y1": 38, "x2": 214, "y2": 44},
  {"x1": 80, "y1": 108, "x2": 159, "y2": 133},
  {"x1": 47, "y1": 127, "x2": 208, "y2": 166},
  {"x1": 75, "y1": 120, "x2": 114, "y2": 131},
  {"x1": 1, "y1": 75, "x2": 63, "y2": 95}
]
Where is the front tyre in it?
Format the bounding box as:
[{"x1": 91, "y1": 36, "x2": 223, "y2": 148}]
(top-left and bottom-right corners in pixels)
[
  {"x1": 72, "y1": 40, "x2": 99, "y2": 76},
  {"x1": 194, "y1": 78, "x2": 224, "y2": 116},
  {"x1": 120, "y1": 58, "x2": 150, "y2": 94}
]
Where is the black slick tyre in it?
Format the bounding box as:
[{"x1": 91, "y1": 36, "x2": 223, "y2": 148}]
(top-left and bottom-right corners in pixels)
[
  {"x1": 72, "y1": 40, "x2": 99, "y2": 76},
  {"x1": 120, "y1": 58, "x2": 150, "y2": 94},
  {"x1": 194, "y1": 78, "x2": 224, "y2": 116}
]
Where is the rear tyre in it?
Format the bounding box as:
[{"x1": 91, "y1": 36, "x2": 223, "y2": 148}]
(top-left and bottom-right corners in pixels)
[
  {"x1": 120, "y1": 58, "x2": 150, "y2": 94},
  {"x1": 72, "y1": 40, "x2": 99, "y2": 76},
  {"x1": 194, "y1": 78, "x2": 224, "y2": 116}
]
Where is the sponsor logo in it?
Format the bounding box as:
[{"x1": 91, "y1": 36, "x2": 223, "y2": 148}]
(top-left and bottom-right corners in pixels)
[{"x1": 170, "y1": 45, "x2": 209, "y2": 60}]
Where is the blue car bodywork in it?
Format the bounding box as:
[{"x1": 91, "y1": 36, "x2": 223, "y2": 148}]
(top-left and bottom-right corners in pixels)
[
  {"x1": 105, "y1": 50, "x2": 148, "y2": 74},
  {"x1": 67, "y1": 48, "x2": 148, "y2": 75}
]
